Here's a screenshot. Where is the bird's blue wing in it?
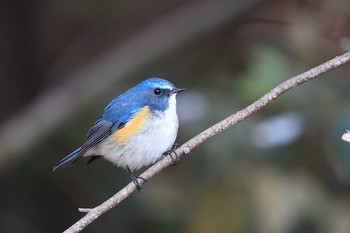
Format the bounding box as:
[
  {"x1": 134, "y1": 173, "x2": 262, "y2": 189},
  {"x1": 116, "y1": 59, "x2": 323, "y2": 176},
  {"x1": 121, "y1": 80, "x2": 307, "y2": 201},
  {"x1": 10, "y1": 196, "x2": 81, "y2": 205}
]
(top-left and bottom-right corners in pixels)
[
  {"x1": 53, "y1": 92, "x2": 147, "y2": 170},
  {"x1": 78, "y1": 100, "x2": 146, "y2": 158},
  {"x1": 78, "y1": 119, "x2": 115, "y2": 157},
  {"x1": 103, "y1": 90, "x2": 147, "y2": 132}
]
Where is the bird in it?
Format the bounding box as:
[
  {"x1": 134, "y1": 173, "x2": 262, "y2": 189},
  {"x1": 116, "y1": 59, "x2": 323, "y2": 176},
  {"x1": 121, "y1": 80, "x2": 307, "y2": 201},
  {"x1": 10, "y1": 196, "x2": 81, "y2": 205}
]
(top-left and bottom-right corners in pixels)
[{"x1": 53, "y1": 78, "x2": 185, "y2": 190}]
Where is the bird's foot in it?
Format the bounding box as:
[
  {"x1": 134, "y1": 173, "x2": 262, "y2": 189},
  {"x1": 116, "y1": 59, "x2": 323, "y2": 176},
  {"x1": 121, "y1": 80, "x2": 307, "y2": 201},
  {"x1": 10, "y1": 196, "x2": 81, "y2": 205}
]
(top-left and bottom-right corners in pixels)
[
  {"x1": 131, "y1": 174, "x2": 147, "y2": 192},
  {"x1": 164, "y1": 143, "x2": 180, "y2": 166},
  {"x1": 127, "y1": 166, "x2": 147, "y2": 192}
]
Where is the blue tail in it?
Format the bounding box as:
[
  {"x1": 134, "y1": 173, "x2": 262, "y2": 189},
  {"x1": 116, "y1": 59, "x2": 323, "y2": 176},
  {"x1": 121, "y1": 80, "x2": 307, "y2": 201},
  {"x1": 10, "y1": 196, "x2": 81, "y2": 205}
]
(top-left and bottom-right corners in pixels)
[{"x1": 53, "y1": 148, "x2": 81, "y2": 171}]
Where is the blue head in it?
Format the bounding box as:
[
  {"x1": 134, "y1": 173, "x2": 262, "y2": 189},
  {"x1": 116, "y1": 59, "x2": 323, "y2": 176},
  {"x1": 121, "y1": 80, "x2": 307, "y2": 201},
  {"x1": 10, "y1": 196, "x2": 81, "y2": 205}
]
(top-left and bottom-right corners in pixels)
[{"x1": 136, "y1": 78, "x2": 185, "y2": 112}]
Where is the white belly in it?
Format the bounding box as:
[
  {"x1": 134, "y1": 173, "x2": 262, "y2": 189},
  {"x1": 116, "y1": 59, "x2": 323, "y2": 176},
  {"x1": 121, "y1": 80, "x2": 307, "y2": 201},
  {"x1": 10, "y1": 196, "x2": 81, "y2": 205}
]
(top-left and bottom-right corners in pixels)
[{"x1": 94, "y1": 95, "x2": 179, "y2": 171}]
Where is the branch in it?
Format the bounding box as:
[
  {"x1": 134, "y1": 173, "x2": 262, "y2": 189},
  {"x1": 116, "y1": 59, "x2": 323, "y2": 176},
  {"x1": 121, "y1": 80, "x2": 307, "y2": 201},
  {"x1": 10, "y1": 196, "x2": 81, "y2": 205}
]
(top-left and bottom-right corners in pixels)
[{"x1": 63, "y1": 52, "x2": 350, "y2": 233}]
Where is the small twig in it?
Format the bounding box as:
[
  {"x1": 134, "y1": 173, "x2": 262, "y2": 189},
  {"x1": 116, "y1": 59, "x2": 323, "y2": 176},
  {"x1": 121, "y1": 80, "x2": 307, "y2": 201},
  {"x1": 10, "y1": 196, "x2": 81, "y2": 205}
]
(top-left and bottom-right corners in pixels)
[
  {"x1": 341, "y1": 130, "x2": 350, "y2": 143},
  {"x1": 78, "y1": 208, "x2": 93, "y2": 213},
  {"x1": 64, "y1": 52, "x2": 350, "y2": 233}
]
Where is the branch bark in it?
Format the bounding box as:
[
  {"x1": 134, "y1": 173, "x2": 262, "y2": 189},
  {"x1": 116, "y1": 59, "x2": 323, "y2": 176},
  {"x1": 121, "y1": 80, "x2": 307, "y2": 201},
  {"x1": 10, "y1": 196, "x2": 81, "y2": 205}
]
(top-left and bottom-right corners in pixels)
[{"x1": 63, "y1": 52, "x2": 350, "y2": 233}]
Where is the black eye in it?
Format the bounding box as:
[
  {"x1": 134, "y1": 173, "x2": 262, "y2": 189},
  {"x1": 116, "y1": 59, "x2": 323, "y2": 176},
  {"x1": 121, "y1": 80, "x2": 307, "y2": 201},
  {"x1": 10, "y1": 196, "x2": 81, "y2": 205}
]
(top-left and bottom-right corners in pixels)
[{"x1": 154, "y1": 88, "x2": 162, "y2": 95}]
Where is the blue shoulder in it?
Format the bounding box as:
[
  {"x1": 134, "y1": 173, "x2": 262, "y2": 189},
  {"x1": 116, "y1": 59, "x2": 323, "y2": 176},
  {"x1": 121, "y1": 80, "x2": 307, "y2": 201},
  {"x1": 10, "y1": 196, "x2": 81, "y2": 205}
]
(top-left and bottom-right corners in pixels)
[{"x1": 102, "y1": 89, "x2": 148, "y2": 131}]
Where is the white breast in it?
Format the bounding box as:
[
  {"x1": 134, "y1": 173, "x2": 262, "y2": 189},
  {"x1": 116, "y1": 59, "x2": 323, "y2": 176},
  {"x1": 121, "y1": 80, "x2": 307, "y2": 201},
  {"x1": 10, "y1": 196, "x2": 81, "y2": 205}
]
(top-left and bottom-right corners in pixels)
[{"x1": 96, "y1": 94, "x2": 179, "y2": 171}]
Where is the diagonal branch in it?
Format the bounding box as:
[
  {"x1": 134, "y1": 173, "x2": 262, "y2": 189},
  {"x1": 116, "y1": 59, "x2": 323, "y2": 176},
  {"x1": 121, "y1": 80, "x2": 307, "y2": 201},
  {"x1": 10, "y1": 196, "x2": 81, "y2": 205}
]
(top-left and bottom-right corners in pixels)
[{"x1": 64, "y1": 52, "x2": 350, "y2": 233}]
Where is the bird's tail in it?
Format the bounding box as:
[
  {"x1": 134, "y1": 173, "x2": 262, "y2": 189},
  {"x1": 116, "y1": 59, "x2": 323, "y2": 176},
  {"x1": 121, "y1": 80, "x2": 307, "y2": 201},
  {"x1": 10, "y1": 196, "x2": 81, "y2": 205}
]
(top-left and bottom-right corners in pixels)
[{"x1": 53, "y1": 148, "x2": 81, "y2": 171}]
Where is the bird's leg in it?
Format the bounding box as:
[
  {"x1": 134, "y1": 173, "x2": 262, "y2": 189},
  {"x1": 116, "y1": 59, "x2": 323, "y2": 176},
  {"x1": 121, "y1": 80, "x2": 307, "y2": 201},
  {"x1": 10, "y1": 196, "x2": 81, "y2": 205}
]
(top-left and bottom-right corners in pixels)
[
  {"x1": 126, "y1": 166, "x2": 146, "y2": 192},
  {"x1": 164, "y1": 143, "x2": 180, "y2": 166}
]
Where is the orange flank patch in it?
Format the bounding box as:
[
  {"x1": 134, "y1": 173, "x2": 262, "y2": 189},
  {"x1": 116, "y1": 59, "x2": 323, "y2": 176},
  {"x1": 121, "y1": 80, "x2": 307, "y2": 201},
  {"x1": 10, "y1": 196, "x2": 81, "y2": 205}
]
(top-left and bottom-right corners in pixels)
[{"x1": 112, "y1": 106, "x2": 151, "y2": 144}]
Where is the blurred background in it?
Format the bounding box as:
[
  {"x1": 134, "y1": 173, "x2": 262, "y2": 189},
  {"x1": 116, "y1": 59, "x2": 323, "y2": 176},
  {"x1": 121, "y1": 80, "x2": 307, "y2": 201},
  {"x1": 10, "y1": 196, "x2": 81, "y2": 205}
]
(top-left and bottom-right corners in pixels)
[{"x1": 1, "y1": 0, "x2": 350, "y2": 232}]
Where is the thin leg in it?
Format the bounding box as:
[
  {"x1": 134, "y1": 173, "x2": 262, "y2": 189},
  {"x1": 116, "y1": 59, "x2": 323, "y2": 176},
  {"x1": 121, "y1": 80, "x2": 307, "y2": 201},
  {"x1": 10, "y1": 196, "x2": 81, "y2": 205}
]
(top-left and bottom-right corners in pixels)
[
  {"x1": 126, "y1": 166, "x2": 146, "y2": 192},
  {"x1": 164, "y1": 143, "x2": 180, "y2": 166}
]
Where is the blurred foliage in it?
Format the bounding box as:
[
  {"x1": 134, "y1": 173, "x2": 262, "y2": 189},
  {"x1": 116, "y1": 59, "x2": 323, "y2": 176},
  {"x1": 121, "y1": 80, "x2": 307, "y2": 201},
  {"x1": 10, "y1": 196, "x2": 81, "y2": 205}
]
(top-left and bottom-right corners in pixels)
[{"x1": 1, "y1": 0, "x2": 350, "y2": 233}]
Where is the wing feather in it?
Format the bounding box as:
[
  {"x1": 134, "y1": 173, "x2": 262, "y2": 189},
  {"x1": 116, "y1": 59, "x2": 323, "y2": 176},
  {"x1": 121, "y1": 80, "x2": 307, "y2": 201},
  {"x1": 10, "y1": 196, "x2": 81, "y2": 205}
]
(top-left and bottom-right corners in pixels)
[
  {"x1": 76, "y1": 120, "x2": 114, "y2": 159},
  {"x1": 75, "y1": 102, "x2": 146, "y2": 160}
]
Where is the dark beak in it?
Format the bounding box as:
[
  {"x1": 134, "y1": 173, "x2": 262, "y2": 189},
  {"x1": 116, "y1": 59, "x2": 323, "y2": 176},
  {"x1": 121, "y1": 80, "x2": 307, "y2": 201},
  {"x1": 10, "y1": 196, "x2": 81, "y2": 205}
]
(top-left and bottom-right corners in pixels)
[{"x1": 171, "y1": 87, "x2": 185, "y2": 95}]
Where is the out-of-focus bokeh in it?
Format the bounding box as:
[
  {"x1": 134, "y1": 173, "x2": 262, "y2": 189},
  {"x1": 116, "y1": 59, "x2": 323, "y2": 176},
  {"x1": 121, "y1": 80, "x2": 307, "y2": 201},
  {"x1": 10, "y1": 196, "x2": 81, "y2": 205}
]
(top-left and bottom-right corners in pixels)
[{"x1": 1, "y1": 0, "x2": 350, "y2": 232}]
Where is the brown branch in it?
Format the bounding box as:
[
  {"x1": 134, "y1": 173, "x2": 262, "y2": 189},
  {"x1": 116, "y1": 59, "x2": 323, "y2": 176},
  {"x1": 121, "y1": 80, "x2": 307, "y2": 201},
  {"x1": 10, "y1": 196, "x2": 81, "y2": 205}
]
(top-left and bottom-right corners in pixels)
[{"x1": 63, "y1": 52, "x2": 350, "y2": 233}]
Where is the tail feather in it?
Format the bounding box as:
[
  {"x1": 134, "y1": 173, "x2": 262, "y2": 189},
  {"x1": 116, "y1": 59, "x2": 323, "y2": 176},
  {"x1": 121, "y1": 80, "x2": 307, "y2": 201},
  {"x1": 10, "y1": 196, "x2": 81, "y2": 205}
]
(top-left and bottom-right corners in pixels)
[{"x1": 53, "y1": 148, "x2": 81, "y2": 171}]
